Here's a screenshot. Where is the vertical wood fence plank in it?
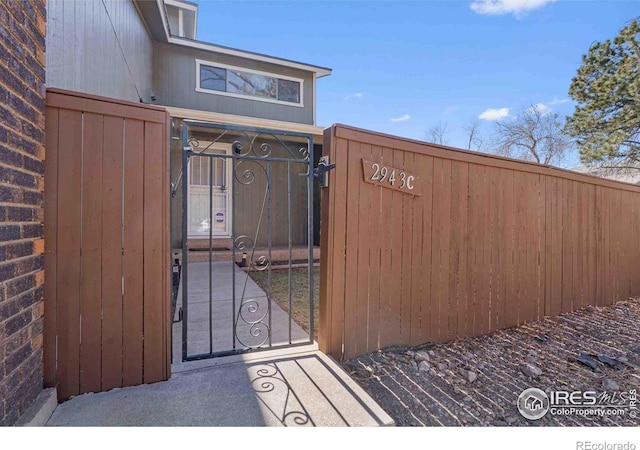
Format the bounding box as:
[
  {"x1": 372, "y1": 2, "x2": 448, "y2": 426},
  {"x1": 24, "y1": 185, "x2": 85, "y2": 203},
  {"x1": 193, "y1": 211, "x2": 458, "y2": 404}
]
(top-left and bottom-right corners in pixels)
[
  {"x1": 400, "y1": 151, "x2": 414, "y2": 344},
  {"x1": 601, "y1": 187, "x2": 608, "y2": 306},
  {"x1": 562, "y1": 179, "x2": 575, "y2": 312},
  {"x1": 387, "y1": 148, "x2": 404, "y2": 345},
  {"x1": 318, "y1": 130, "x2": 335, "y2": 354},
  {"x1": 355, "y1": 143, "x2": 372, "y2": 355},
  {"x1": 101, "y1": 115, "x2": 124, "y2": 391},
  {"x1": 417, "y1": 155, "x2": 434, "y2": 344},
  {"x1": 143, "y1": 121, "x2": 166, "y2": 383},
  {"x1": 342, "y1": 140, "x2": 361, "y2": 359},
  {"x1": 438, "y1": 159, "x2": 452, "y2": 342},
  {"x1": 488, "y1": 166, "x2": 501, "y2": 331},
  {"x1": 328, "y1": 136, "x2": 349, "y2": 358},
  {"x1": 429, "y1": 158, "x2": 444, "y2": 342},
  {"x1": 448, "y1": 161, "x2": 462, "y2": 340},
  {"x1": 366, "y1": 145, "x2": 382, "y2": 351},
  {"x1": 378, "y1": 146, "x2": 394, "y2": 348},
  {"x1": 494, "y1": 169, "x2": 508, "y2": 329},
  {"x1": 123, "y1": 119, "x2": 144, "y2": 386},
  {"x1": 409, "y1": 152, "x2": 425, "y2": 345},
  {"x1": 543, "y1": 176, "x2": 552, "y2": 318},
  {"x1": 596, "y1": 185, "x2": 602, "y2": 303},
  {"x1": 79, "y1": 112, "x2": 104, "y2": 394},
  {"x1": 55, "y1": 108, "x2": 83, "y2": 400},
  {"x1": 551, "y1": 177, "x2": 563, "y2": 316},
  {"x1": 467, "y1": 163, "x2": 480, "y2": 335}
]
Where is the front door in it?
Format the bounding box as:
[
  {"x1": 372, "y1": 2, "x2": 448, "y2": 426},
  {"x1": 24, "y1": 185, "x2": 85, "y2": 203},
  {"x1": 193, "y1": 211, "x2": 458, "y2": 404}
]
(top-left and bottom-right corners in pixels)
[{"x1": 187, "y1": 144, "x2": 232, "y2": 238}]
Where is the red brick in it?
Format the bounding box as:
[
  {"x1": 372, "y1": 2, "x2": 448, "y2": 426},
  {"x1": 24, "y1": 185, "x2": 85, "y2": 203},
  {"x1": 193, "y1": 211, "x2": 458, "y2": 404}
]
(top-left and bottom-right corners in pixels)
[
  {"x1": 0, "y1": 0, "x2": 45, "y2": 426},
  {"x1": 31, "y1": 333, "x2": 42, "y2": 352},
  {"x1": 32, "y1": 239, "x2": 43, "y2": 254},
  {"x1": 34, "y1": 270, "x2": 43, "y2": 287}
]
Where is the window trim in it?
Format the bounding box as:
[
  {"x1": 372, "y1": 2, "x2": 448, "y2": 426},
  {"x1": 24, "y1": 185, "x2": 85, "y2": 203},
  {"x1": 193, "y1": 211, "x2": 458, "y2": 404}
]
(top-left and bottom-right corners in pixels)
[{"x1": 195, "y1": 59, "x2": 305, "y2": 108}]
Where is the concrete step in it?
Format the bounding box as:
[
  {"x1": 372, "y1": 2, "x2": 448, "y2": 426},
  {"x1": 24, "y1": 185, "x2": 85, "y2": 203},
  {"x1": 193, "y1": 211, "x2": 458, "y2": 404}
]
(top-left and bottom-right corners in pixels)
[{"x1": 47, "y1": 346, "x2": 394, "y2": 427}]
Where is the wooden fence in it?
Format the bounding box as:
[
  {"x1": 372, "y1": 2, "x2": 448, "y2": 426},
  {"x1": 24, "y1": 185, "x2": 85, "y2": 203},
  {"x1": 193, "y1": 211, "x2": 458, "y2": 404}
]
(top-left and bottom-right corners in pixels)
[
  {"x1": 44, "y1": 89, "x2": 171, "y2": 400},
  {"x1": 319, "y1": 124, "x2": 640, "y2": 361}
]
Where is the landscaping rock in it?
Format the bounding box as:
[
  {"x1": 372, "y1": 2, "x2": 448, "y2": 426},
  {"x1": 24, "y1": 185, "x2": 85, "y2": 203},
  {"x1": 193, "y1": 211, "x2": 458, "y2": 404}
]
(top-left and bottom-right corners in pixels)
[
  {"x1": 460, "y1": 369, "x2": 478, "y2": 383},
  {"x1": 466, "y1": 371, "x2": 478, "y2": 383},
  {"x1": 521, "y1": 363, "x2": 543, "y2": 378},
  {"x1": 602, "y1": 378, "x2": 620, "y2": 392},
  {"x1": 415, "y1": 351, "x2": 430, "y2": 362},
  {"x1": 418, "y1": 361, "x2": 431, "y2": 373}
]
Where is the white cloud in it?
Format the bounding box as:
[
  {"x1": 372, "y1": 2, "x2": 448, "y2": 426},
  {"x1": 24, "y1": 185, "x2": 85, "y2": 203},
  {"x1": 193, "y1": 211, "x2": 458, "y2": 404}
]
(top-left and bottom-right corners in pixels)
[
  {"x1": 478, "y1": 107, "x2": 510, "y2": 121},
  {"x1": 528, "y1": 102, "x2": 552, "y2": 115},
  {"x1": 470, "y1": 0, "x2": 556, "y2": 17},
  {"x1": 390, "y1": 114, "x2": 411, "y2": 122},
  {"x1": 344, "y1": 92, "x2": 363, "y2": 101},
  {"x1": 548, "y1": 97, "x2": 569, "y2": 105}
]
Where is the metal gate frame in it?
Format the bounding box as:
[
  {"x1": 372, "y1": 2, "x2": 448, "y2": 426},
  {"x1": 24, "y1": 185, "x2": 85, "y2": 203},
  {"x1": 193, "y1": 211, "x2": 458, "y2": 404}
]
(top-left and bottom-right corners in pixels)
[{"x1": 180, "y1": 121, "x2": 315, "y2": 361}]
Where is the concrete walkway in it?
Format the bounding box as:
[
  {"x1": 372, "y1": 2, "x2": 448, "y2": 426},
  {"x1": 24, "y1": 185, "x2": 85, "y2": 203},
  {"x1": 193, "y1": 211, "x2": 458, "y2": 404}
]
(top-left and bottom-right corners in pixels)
[
  {"x1": 47, "y1": 346, "x2": 394, "y2": 426},
  {"x1": 176, "y1": 261, "x2": 309, "y2": 359},
  {"x1": 46, "y1": 261, "x2": 394, "y2": 426}
]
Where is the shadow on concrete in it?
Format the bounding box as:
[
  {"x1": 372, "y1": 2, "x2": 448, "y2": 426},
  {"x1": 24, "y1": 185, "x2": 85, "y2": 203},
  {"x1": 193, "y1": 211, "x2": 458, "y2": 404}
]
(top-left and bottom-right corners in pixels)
[{"x1": 47, "y1": 348, "x2": 393, "y2": 427}]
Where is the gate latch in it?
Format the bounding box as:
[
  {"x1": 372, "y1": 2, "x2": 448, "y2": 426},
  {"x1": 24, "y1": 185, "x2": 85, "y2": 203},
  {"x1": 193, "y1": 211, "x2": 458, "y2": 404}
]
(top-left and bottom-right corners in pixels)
[{"x1": 314, "y1": 156, "x2": 336, "y2": 188}]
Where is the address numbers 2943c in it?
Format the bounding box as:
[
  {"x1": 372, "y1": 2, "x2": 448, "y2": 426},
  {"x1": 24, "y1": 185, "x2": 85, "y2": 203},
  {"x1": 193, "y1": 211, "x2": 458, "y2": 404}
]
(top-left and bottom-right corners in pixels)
[{"x1": 361, "y1": 159, "x2": 421, "y2": 196}]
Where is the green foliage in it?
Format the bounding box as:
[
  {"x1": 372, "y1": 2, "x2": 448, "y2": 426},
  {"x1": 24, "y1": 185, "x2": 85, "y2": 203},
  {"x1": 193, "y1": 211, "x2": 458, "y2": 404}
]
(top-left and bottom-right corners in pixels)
[{"x1": 566, "y1": 19, "x2": 640, "y2": 170}]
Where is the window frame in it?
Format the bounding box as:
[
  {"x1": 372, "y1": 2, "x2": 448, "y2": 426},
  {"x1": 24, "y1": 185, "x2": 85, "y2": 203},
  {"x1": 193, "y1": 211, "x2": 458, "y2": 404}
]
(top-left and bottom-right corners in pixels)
[{"x1": 195, "y1": 59, "x2": 305, "y2": 108}]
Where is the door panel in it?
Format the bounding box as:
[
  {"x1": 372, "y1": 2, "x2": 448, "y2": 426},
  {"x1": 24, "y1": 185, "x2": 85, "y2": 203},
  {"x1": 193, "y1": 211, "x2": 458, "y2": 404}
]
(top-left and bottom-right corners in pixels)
[{"x1": 187, "y1": 146, "x2": 231, "y2": 237}]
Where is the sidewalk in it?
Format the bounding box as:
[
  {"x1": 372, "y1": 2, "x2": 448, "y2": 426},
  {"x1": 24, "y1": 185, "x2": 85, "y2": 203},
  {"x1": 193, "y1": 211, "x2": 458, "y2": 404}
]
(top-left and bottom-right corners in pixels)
[{"x1": 47, "y1": 345, "x2": 394, "y2": 427}]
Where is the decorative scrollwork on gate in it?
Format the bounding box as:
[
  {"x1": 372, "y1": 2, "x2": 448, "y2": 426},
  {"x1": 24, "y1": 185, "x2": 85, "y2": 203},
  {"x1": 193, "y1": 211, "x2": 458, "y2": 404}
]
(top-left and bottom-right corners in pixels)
[
  {"x1": 235, "y1": 298, "x2": 269, "y2": 348},
  {"x1": 233, "y1": 235, "x2": 271, "y2": 348},
  {"x1": 187, "y1": 130, "x2": 230, "y2": 154}
]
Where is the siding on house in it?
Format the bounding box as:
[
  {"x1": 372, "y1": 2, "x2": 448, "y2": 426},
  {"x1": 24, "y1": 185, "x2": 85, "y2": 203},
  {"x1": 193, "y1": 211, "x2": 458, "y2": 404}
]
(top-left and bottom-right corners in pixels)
[
  {"x1": 46, "y1": 0, "x2": 154, "y2": 103},
  {"x1": 0, "y1": 0, "x2": 47, "y2": 426},
  {"x1": 154, "y1": 42, "x2": 315, "y2": 125}
]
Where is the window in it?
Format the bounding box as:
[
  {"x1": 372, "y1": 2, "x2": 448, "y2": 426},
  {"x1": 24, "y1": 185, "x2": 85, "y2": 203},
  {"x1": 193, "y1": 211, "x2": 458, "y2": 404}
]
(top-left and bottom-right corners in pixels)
[
  {"x1": 196, "y1": 59, "x2": 303, "y2": 107},
  {"x1": 189, "y1": 156, "x2": 226, "y2": 187}
]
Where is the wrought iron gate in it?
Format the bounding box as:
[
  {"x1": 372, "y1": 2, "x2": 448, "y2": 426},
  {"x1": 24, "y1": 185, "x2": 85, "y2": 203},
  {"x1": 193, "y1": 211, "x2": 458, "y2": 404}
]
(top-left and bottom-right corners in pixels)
[{"x1": 180, "y1": 121, "x2": 315, "y2": 361}]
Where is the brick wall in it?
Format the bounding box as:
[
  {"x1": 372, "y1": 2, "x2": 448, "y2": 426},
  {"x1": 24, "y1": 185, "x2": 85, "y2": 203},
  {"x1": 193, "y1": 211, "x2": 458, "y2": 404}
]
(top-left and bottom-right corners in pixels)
[{"x1": 0, "y1": 0, "x2": 47, "y2": 426}]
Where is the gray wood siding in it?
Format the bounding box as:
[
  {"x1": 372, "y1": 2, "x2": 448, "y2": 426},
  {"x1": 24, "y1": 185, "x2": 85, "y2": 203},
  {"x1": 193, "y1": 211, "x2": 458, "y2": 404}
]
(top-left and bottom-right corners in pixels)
[
  {"x1": 46, "y1": 0, "x2": 154, "y2": 103},
  {"x1": 154, "y1": 43, "x2": 314, "y2": 125}
]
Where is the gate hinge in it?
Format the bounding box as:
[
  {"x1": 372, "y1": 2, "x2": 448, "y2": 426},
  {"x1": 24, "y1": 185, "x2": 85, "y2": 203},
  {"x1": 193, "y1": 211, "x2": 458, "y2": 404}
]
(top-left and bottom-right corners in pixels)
[
  {"x1": 314, "y1": 156, "x2": 336, "y2": 188},
  {"x1": 174, "y1": 307, "x2": 183, "y2": 324}
]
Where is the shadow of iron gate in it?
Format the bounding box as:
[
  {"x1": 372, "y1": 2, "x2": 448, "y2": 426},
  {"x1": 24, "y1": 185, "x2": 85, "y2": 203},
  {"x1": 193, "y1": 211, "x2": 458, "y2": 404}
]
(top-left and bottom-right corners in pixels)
[{"x1": 179, "y1": 122, "x2": 316, "y2": 361}]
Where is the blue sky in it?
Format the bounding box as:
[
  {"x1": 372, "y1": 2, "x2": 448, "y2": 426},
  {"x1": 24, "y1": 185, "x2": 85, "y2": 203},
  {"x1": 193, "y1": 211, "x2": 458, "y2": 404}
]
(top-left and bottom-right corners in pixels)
[{"x1": 196, "y1": 0, "x2": 638, "y2": 167}]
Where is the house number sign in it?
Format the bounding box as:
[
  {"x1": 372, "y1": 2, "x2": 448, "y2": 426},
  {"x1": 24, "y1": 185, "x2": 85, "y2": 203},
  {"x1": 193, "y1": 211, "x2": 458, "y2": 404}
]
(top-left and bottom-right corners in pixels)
[{"x1": 361, "y1": 159, "x2": 421, "y2": 196}]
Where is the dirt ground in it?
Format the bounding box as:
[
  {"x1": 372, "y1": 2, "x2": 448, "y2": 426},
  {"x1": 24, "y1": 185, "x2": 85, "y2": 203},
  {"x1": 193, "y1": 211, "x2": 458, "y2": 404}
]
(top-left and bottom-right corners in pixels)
[{"x1": 342, "y1": 298, "x2": 640, "y2": 426}]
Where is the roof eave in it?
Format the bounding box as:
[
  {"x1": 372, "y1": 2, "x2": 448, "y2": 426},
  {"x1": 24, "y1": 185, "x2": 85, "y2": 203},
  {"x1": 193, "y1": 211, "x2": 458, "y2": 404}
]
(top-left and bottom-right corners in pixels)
[{"x1": 167, "y1": 35, "x2": 332, "y2": 77}]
